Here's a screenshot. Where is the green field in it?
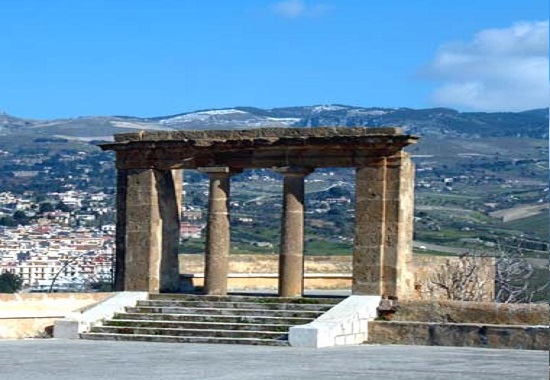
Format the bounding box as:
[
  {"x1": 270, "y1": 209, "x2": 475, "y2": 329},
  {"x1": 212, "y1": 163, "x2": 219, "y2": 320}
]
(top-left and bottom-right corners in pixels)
[{"x1": 504, "y1": 213, "x2": 549, "y2": 241}]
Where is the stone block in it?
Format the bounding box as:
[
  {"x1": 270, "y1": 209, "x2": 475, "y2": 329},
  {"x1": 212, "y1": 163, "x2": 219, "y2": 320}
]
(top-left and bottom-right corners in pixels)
[
  {"x1": 335, "y1": 335, "x2": 346, "y2": 346},
  {"x1": 345, "y1": 335, "x2": 358, "y2": 345},
  {"x1": 342, "y1": 322, "x2": 353, "y2": 335},
  {"x1": 289, "y1": 295, "x2": 381, "y2": 348},
  {"x1": 53, "y1": 319, "x2": 79, "y2": 339},
  {"x1": 53, "y1": 292, "x2": 148, "y2": 339},
  {"x1": 289, "y1": 323, "x2": 335, "y2": 348}
]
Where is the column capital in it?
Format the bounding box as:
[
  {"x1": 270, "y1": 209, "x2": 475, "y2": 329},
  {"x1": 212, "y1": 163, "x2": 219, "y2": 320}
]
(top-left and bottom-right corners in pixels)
[
  {"x1": 386, "y1": 151, "x2": 411, "y2": 167},
  {"x1": 357, "y1": 157, "x2": 387, "y2": 168},
  {"x1": 274, "y1": 166, "x2": 312, "y2": 176}
]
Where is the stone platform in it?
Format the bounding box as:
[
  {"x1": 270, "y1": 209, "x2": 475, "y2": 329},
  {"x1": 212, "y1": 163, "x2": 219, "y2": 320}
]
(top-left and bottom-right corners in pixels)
[{"x1": 0, "y1": 339, "x2": 546, "y2": 380}]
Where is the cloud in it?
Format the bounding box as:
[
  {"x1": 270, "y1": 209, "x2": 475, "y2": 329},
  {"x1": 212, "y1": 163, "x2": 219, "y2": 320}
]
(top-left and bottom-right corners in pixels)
[
  {"x1": 271, "y1": 0, "x2": 331, "y2": 19},
  {"x1": 424, "y1": 21, "x2": 549, "y2": 111}
]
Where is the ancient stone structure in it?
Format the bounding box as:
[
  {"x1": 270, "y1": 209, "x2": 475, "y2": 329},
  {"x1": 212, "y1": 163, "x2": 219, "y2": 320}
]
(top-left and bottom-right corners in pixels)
[{"x1": 101, "y1": 127, "x2": 418, "y2": 298}]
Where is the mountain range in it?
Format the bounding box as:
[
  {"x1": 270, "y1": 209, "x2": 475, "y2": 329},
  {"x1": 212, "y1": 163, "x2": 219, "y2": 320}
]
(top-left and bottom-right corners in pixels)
[{"x1": 0, "y1": 105, "x2": 547, "y2": 144}]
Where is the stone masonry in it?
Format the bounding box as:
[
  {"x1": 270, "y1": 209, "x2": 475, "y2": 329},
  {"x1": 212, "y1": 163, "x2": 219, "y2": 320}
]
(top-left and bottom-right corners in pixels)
[{"x1": 101, "y1": 127, "x2": 418, "y2": 298}]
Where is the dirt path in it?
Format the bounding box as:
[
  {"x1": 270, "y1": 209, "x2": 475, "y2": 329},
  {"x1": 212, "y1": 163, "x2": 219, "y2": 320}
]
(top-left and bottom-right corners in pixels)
[{"x1": 489, "y1": 203, "x2": 549, "y2": 222}]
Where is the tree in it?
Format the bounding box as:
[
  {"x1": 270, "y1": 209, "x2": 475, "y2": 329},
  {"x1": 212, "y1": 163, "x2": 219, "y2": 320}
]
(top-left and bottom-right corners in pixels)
[
  {"x1": 56, "y1": 201, "x2": 72, "y2": 212},
  {"x1": 0, "y1": 216, "x2": 17, "y2": 227},
  {"x1": 12, "y1": 210, "x2": 30, "y2": 225},
  {"x1": 0, "y1": 272, "x2": 23, "y2": 293},
  {"x1": 494, "y1": 246, "x2": 548, "y2": 303},
  {"x1": 327, "y1": 186, "x2": 348, "y2": 198},
  {"x1": 39, "y1": 202, "x2": 55, "y2": 213},
  {"x1": 424, "y1": 253, "x2": 493, "y2": 302},
  {"x1": 90, "y1": 280, "x2": 114, "y2": 292},
  {"x1": 424, "y1": 245, "x2": 548, "y2": 303}
]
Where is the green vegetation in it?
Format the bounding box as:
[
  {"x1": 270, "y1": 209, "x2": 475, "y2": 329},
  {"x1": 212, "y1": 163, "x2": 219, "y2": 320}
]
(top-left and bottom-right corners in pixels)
[
  {"x1": 0, "y1": 272, "x2": 23, "y2": 293},
  {"x1": 179, "y1": 239, "x2": 206, "y2": 254},
  {"x1": 528, "y1": 266, "x2": 550, "y2": 303},
  {"x1": 504, "y1": 213, "x2": 549, "y2": 241},
  {"x1": 304, "y1": 240, "x2": 351, "y2": 256}
]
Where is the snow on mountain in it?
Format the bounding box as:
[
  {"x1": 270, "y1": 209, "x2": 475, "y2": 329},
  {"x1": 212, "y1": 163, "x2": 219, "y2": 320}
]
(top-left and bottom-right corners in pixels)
[
  {"x1": 111, "y1": 120, "x2": 173, "y2": 131},
  {"x1": 243, "y1": 117, "x2": 301, "y2": 127},
  {"x1": 311, "y1": 105, "x2": 349, "y2": 113},
  {"x1": 159, "y1": 109, "x2": 248, "y2": 125},
  {"x1": 158, "y1": 108, "x2": 299, "y2": 129},
  {"x1": 348, "y1": 108, "x2": 393, "y2": 116},
  {"x1": 0, "y1": 106, "x2": 546, "y2": 139}
]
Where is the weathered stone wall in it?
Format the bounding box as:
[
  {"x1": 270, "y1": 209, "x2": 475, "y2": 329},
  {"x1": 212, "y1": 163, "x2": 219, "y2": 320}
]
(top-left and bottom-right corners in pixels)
[
  {"x1": 0, "y1": 293, "x2": 112, "y2": 339},
  {"x1": 179, "y1": 254, "x2": 351, "y2": 274},
  {"x1": 180, "y1": 254, "x2": 352, "y2": 290},
  {"x1": 367, "y1": 321, "x2": 548, "y2": 350},
  {"x1": 112, "y1": 126, "x2": 408, "y2": 144},
  {"x1": 179, "y1": 254, "x2": 496, "y2": 299},
  {"x1": 392, "y1": 299, "x2": 548, "y2": 325},
  {"x1": 368, "y1": 299, "x2": 548, "y2": 350}
]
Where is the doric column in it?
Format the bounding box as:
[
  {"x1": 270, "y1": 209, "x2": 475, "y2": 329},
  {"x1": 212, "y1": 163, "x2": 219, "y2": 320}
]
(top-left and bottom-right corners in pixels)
[
  {"x1": 199, "y1": 166, "x2": 234, "y2": 295},
  {"x1": 277, "y1": 166, "x2": 311, "y2": 297},
  {"x1": 114, "y1": 169, "x2": 128, "y2": 291},
  {"x1": 158, "y1": 169, "x2": 183, "y2": 293},
  {"x1": 116, "y1": 168, "x2": 181, "y2": 293},
  {"x1": 353, "y1": 158, "x2": 387, "y2": 295}
]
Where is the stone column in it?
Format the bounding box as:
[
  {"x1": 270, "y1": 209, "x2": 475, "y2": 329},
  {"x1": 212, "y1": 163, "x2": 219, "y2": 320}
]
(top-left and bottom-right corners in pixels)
[
  {"x1": 352, "y1": 152, "x2": 415, "y2": 299},
  {"x1": 353, "y1": 158, "x2": 387, "y2": 295},
  {"x1": 277, "y1": 167, "x2": 310, "y2": 297},
  {"x1": 116, "y1": 168, "x2": 181, "y2": 293},
  {"x1": 114, "y1": 169, "x2": 128, "y2": 291},
  {"x1": 173, "y1": 169, "x2": 183, "y2": 217},
  {"x1": 383, "y1": 152, "x2": 415, "y2": 299},
  {"x1": 199, "y1": 167, "x2": 233, "y2": 295},
  {"x1": 158, "y1": 169, "x2": 182, "y2": 293}
]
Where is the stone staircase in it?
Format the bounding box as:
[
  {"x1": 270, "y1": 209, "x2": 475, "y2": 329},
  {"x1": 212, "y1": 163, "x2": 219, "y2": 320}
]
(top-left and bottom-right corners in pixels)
[{"x1": 80, "y1": 294, "x2": 342, "y2": 346}]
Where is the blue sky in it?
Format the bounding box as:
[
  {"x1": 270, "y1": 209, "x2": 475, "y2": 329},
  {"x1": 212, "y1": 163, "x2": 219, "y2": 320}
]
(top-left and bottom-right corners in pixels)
[{"x1": 1, "y1": 0, "x2": 548, "y2": 119}]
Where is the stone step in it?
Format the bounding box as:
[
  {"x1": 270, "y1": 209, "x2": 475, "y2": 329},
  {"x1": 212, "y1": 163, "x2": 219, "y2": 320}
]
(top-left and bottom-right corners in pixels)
[
  {"x1": 113, "y1": 312, "x2": 314, "y2": 325},
  {"x1": 79, "y1": 294, "x2": 339, "y2": 346},
  {"x1": 90, "y1": 326, "x2": 288, "y2": 340},
  {"x1": 148, "y1": 293, "x2": 342, "y2": 305},
  {"x1": 103, "y1": 319, "x2": 293, "y2": 332},
  {"x1": 80, "y1": 332, "x2": 290, "y2": 346},
  {"x1": 136, "y1": 300, "x2": 335, "y2": 312},
  {"x1": 124, "y1": 306, "x2": 324, "y2": 318}
]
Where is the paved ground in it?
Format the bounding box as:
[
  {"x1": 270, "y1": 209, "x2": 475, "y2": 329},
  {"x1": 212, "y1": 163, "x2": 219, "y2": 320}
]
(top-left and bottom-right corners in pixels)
[{"x1": 0, "y1": 340, "x2": 547, "y2": 380}]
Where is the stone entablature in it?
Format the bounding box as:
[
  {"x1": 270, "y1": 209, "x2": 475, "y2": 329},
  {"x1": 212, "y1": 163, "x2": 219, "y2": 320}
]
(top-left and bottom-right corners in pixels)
[
  {"x1": 102, "y1": 127, "x2": 417, "y2": 170},
  {"x1": 101, "y1": 127, "x2": 418, "y2": 298},
  {"x1": 111, "y1": 126, "x2": 411, "y2": 143}
]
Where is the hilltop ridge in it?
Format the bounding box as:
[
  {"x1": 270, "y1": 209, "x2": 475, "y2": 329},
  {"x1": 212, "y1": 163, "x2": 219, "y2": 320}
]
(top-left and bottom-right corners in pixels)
[{"x1": 1, "y1": 105, "x2": 547, "y2": 143}]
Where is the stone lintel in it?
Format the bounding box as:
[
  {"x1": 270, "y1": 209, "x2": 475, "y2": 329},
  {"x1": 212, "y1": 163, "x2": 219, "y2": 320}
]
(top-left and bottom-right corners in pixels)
[
  {"x1": 100, "y1": 128, "x2": 418, "y2": 160},
  {"x1": 109, "y1": 126, "x2": 409, "y2": 144},
  {"x1": 198, "y1": 166, "x2": 231, "y2": 174}
]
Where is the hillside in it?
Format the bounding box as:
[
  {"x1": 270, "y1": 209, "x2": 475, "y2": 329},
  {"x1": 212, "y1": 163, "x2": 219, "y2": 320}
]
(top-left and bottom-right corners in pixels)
[
  {"x1": 0, "y1": 105, "x2": 547, "y2": 256},
  {"x1": 1, "y1": 105, "x2": 547, "y2": 142}
]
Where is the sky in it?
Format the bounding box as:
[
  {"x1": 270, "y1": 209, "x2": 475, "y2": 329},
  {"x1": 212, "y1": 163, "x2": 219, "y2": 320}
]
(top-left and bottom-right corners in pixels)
[{"x1": 1, "y1": 0, "x2": 548, "y2": 119}]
